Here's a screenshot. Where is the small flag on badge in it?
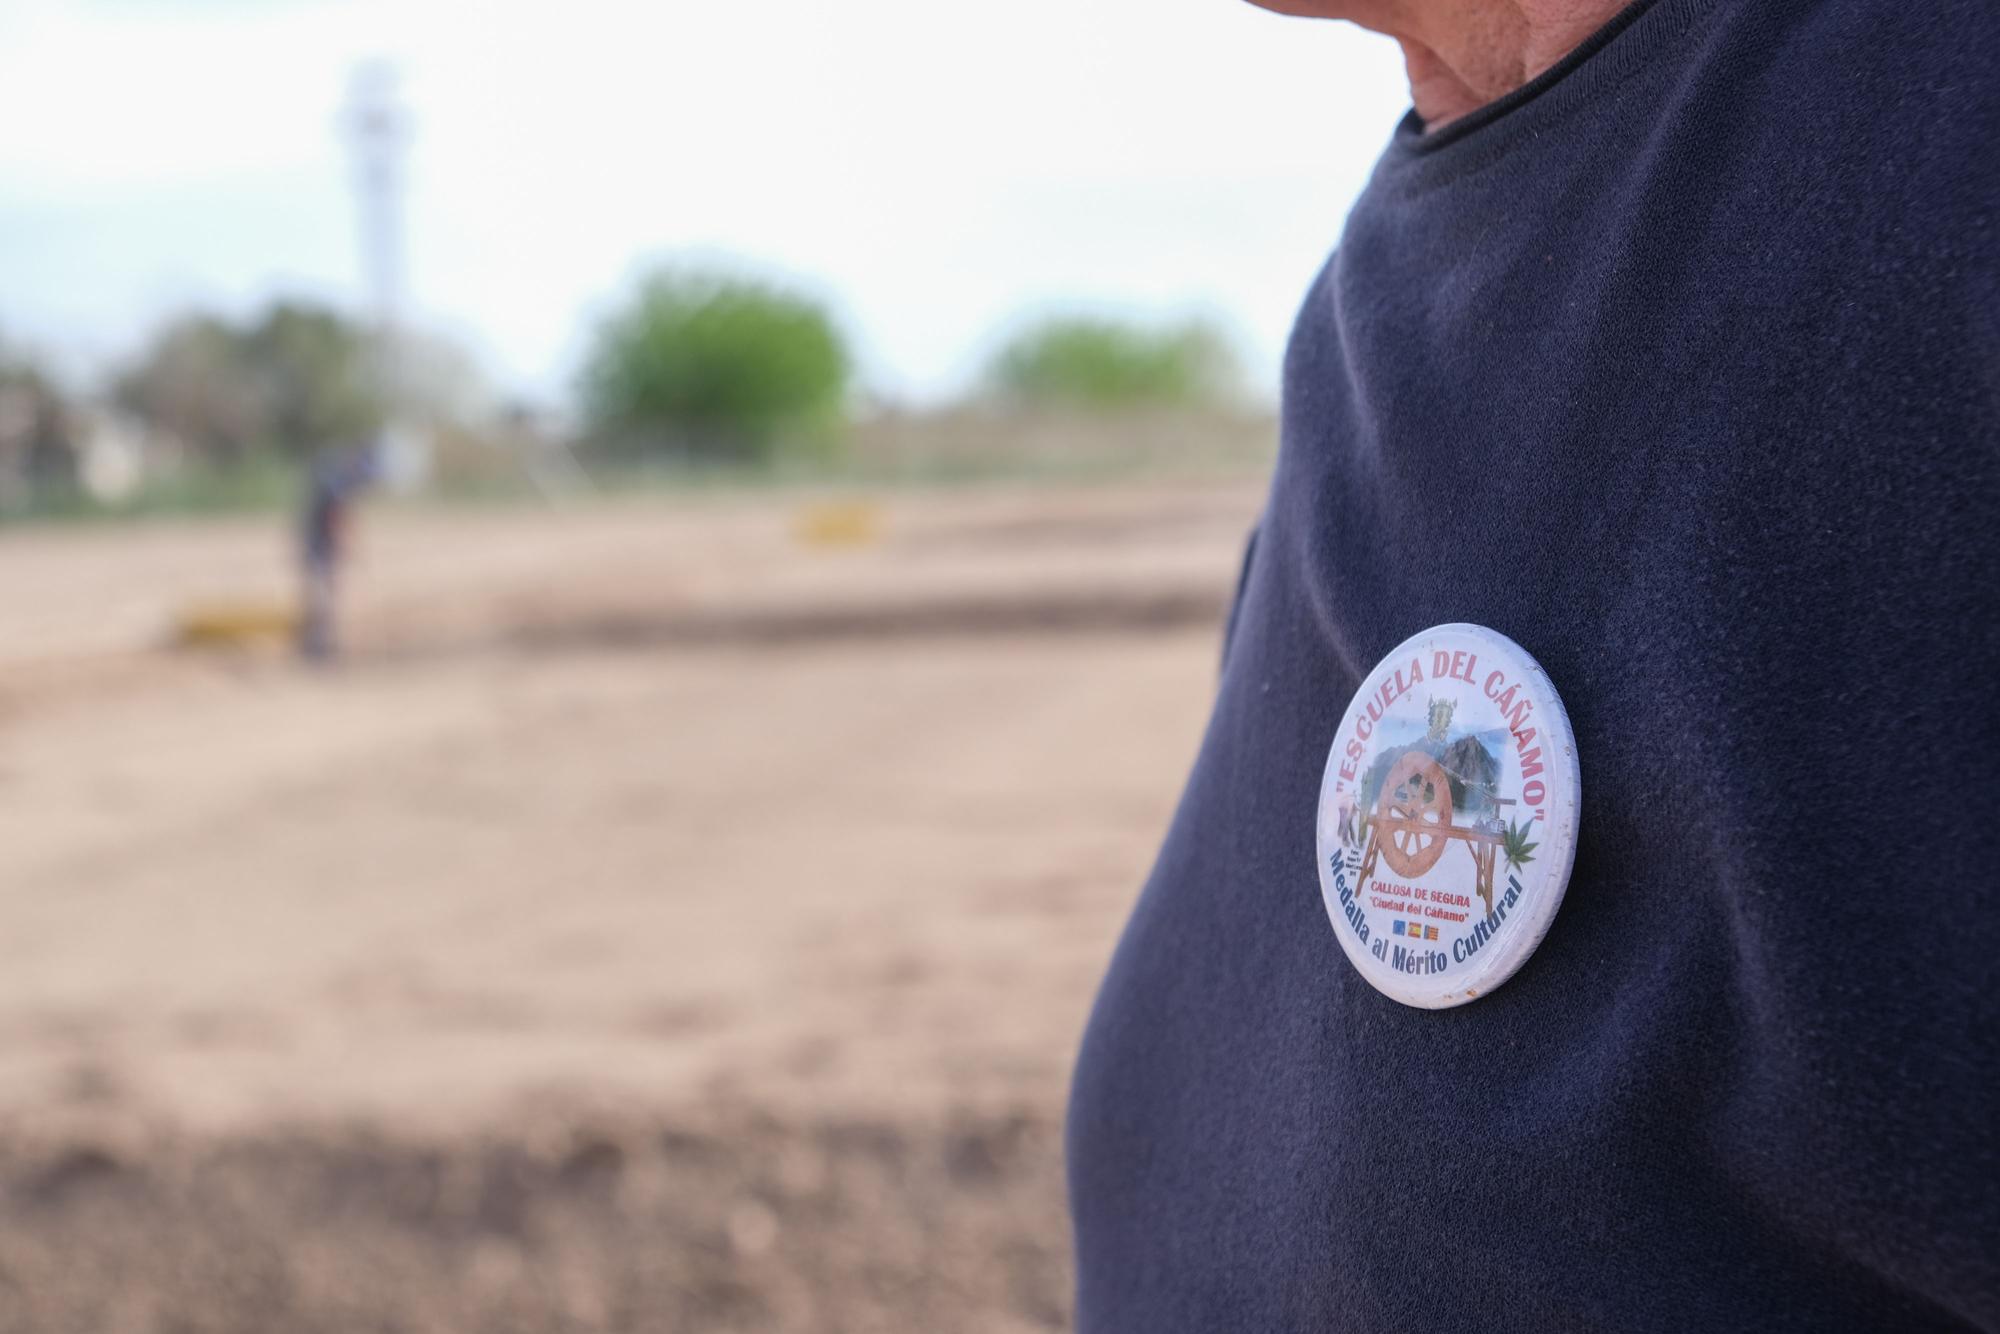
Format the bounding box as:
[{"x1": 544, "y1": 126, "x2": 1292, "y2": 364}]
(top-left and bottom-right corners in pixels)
[
  {"x1": 1424, "y1": 924, "x2": 1440, "y2": 941},
  {"x1": 1392, "y1": 920, "x2": 1407, "y2": 936}
]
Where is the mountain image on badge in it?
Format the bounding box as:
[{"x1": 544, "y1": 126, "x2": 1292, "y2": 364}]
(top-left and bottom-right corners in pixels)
[{"x1": 1315, "y1": 623, "x2": 1581, "y2": 1009}]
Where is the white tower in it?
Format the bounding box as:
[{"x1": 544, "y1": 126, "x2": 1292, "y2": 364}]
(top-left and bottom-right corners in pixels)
[
  {"x1": 342, "y1": 61, "x2": 428, "y2": 488},
  {"x1": 344, "y1": 61, "x2": 408, "y2": 370}
]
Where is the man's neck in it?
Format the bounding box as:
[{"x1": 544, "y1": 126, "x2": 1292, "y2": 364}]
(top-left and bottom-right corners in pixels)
[{"x1": 1251, "y1": 0, "x2": 1629, "y2": 129}]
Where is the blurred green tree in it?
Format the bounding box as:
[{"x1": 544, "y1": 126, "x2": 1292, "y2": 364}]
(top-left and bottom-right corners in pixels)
[
  {"x1": 247, "y1": 302, "x2": 382, "y2": 451},
  {"x1": 0, "y1": 335, "x2": 78, "y2": 508},
  {"x1": 579, "y1": 268, "x2": 851, "y2": 462},
  {"x1": 117, "y1": 301, "x2": 382, "y2": 462},
  {"x1": 986, "y1": 316, "x2": 1240, "y2": 411},
  {"x1": 116, "y1": 316, "x2": 259, "y2": 461}
]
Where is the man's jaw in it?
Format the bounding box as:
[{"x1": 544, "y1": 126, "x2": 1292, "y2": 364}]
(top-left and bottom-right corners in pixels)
[{"x1": 1240, "y1": 0, "x2": 1621, "y2": 133}]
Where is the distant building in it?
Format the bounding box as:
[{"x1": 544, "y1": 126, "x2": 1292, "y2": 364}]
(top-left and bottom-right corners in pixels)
[{"x1": 73, "y1": 408, "x2": 183, "y2": 505}]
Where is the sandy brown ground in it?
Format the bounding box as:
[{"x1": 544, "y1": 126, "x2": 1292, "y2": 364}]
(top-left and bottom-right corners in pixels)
[{"x1": 0, "y1": 479, "x2": 1260, "y2": 1332}]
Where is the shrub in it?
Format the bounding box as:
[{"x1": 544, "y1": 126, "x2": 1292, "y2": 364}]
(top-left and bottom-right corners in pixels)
[
  {"x1": 985, "y1": 316, "x2": 1239, "y2": 411},
  {"x1": 579, "y1": 268, "x2": 851, "y2": 462}
]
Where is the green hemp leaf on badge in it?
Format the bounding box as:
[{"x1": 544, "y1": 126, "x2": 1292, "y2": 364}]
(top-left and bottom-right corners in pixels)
[{"x1": 1501, "y1": 818, "x2": 1539, "y2": 870}]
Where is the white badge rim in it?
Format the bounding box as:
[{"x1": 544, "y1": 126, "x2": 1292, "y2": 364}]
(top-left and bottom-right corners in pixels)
[{"x1": 1314, "y1": 623, "x2": 1581, "y2": 1010}]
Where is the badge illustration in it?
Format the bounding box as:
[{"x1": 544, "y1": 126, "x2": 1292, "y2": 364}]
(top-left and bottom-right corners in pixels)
[{"x1": 1315, "y1": 623, "x2": 1580, "y2": 1009}]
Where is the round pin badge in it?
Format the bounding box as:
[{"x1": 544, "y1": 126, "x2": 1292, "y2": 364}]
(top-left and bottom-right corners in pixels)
[{"x1": 1315, "y1": 624, "x2": 1580, "y2": 1009}]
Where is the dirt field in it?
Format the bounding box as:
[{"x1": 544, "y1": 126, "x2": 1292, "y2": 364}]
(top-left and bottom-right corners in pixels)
[{"x1": 0, "y1": 479, "x2": 1261, "y2": 1332}]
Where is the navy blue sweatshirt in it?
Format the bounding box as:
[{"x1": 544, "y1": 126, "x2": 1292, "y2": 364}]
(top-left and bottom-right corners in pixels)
[{"x1": 1066, "y1": 0, "x2": 2000, "y2": 1329}]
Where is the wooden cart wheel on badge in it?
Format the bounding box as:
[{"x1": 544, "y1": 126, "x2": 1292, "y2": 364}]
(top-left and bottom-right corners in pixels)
[{"x1": 1375, "y1": 752, "x2": 1453, "y2": 877}]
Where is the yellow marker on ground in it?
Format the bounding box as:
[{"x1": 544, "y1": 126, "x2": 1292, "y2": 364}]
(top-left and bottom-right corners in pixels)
[
  {"x1": 174, "y1": 599, "x2": 300, "y2": 649},
  {"x1": 793, "y1": 500, "x2": 882, "y2": 548}
]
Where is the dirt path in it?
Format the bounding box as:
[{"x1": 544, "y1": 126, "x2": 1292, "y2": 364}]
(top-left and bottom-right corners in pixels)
[
  {"x1": 0, "y1": 481, "x2": 1259, "y2": 1135},
  {"x1": 0, "y1": 480, "x2": 1259, "y2": 1330}
]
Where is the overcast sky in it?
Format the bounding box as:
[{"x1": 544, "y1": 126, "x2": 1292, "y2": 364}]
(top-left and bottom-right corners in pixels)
[{"x1": 0, "y1": 0, "x2": 1408, "y2": 407}]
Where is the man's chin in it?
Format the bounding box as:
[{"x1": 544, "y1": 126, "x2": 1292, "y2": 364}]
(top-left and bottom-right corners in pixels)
[{"x1": 1241, "y1": 0, "x2": 1347, "y2": 17}]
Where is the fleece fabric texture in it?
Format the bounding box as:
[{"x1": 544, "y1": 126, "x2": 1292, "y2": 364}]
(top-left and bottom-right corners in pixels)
[{"x1": 1064, "y1": 0, "x2": 2000, "y2": 1330}]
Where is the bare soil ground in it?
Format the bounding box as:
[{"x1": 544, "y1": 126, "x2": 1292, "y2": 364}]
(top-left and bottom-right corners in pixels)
[{"x1": 0, "y1": 479, "x2": 1260, "y2": 1332}]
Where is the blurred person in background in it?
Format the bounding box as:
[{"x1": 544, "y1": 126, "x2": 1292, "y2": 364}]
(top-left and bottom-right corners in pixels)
[
  {"x1": 1066, "y1": 0, "x2": 1998, "y2": 1330},
  {"x1": 298, "y1": 442, "x2": 378, "y2": 662}
]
